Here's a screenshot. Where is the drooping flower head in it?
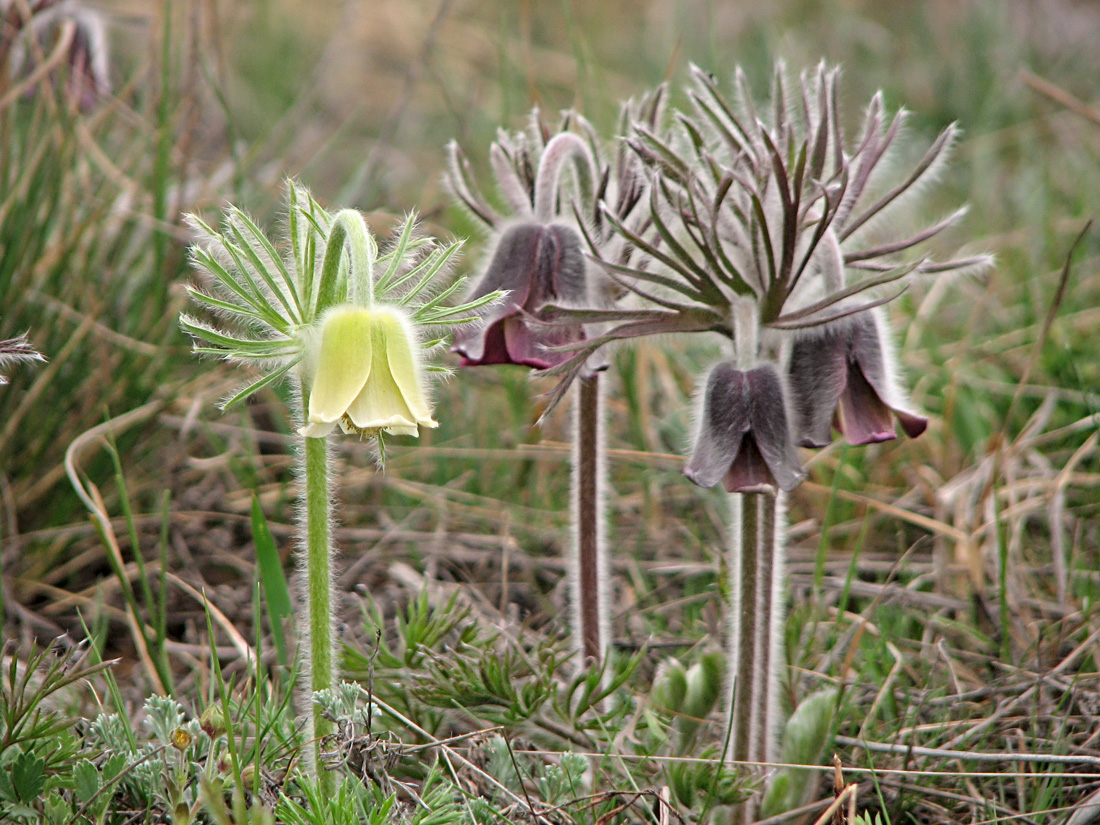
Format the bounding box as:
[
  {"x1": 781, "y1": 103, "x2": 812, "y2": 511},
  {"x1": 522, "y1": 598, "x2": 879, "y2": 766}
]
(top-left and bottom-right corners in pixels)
[
  {"x1": 446, "y1": 93, "x2": 664, "y2": 381},
  {"x1": 451, "y1": 222, "x2": 587, "y2": 369},
  {"x1": 787, "y1": 310, "x2": 927, "y2": 447},
  {"x1": 684, "y1": 363, "x2": 803, "y2": 493},
  {"x1": 301, "y1": 305, "x2": 437, "y2": 439},
  {"x1": 181, "y1": 181, "x2": 501, "y2": 448},
  {"x1": 544, "y1": 64, "x2": 990, "y2": 487}
]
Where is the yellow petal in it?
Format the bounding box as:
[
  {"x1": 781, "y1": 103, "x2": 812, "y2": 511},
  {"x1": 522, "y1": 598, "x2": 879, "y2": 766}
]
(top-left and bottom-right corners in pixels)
[
  {"x1": 381, "y1": 310, "x2": 437, "y2": 428},
  {"x1": 299, "y1": 419, "x2": 338, "y2": 438},
  {"x1": 344, "y1": 308, "x2": 436, "y2": 435},
  {"x1": 306, "y1": 308, "x2": 373, "y2": 427}
]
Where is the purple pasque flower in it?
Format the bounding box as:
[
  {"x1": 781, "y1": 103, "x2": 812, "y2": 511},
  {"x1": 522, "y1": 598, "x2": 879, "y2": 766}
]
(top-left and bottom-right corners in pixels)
[
  {"x1": 585, "y1": 63, "x2": 991, "y2": 386},
  {"x1": 446, "y1": 96, "x2": 665, "y2": 383},
  {"x1": 451, "y1": 222, "x2": 589, "y2": 369},
  {"x1": 684, "y1": 362, "x2": 804, "y2": 493},
  {"x1": 4, "y1": 0, "x2": 111, "y2": 111},
  {"x1": 787, "y1": 311, "x2": 927, "y2": 447}
]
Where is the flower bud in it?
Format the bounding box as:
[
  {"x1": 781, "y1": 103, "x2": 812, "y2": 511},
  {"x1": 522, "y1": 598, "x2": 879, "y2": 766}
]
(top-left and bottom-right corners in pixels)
[
  {"x1": 650, "y1": 658, "x2": 688, "y2": 712},
  {"x1": 170, "y1": 727, "x2": 193, "y2": 752},
  {"x1": 200, "y1": 706, "x2": 227, "y2": 739},
  {"x1": 683, "y1": 650, "x2": 723, "y2": 722}
]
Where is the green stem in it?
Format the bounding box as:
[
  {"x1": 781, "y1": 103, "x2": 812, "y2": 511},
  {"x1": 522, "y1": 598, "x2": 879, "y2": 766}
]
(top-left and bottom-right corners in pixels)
[
  {"x1": 727, "y1": 488, "x2": 783, "y2": 823},
  {"x1": 301, "y1": 426, "x2": 336, "y2": 794},
  {"x1": 317, "y1": 209, "x2": 377, "y2": 313},
  {"x1": 572, "y1": 373, "x2": 607, "y2": 668}
]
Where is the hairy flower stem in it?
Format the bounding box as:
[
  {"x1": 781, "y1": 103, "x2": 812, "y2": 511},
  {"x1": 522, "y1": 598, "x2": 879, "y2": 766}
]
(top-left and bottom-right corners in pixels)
[
  {"x1": 727, "y1": 489, "x2": 784, "y2": 822},
  {"x1": 572, "y1": 373, "x2": 608, "y2": 668},
  {"x1": 301, "y1": 421, "x2": 336, "y2": 794}
]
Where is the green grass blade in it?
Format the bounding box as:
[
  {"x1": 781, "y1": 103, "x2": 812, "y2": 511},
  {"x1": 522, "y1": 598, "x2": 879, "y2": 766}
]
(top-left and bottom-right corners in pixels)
[
  {"x1": 252, "y1": 495, "x2": 293, "y2": 669},
  {"x1": 105, "y1": 438, "x2": 174, "y2": 696}
]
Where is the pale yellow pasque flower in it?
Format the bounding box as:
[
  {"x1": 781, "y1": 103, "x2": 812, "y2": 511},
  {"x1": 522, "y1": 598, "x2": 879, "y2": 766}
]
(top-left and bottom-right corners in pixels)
[
  {"x1": 182, "y1": 182, "x2": 501, "y2": 445},
  {"x1": 181, "y1": 185, "x2": 502, "y2": 791},
  {"x1": 301, "y1": 305, "x2": 438, "y2": 438}
]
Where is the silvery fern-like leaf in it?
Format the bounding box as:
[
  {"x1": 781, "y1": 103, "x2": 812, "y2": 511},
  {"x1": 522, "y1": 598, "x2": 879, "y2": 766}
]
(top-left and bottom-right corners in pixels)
[{"x1": 604, "y1": 63, "x2": 992, "y2": 336}]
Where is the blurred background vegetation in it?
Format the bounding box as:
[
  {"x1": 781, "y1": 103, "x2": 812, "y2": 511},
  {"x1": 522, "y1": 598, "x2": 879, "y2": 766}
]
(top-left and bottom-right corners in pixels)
[{"x1": 1, "y1": 0, "x2": 1099, "y2": 821}]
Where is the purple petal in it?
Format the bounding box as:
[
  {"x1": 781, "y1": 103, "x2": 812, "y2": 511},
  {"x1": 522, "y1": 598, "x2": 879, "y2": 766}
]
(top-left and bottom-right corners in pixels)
[
  {"x1": 453, "y1": 223, "x2": 589, "y2": 370},
  {"x1": 452, "y1": 224, "x2": 544, "y2": 359},
  {"x1": 745, "y1": 368, "x2": 804, "y2": 491},
  {"x1": 841, "y1": 314, "x2": 928, "y2": 444},
  {"x1": 473, "y1": 224, "x2": 544, "y2": 306},
  {"x1": 454, "y1": 319, "x2": 512, "y2": 366},
  {"x1": 503, "y1": 316, "x2": 556, "y2": 369},
  {"x1": 788, "y1": 327, "x2": 850, "y2": 447},
  {"x1": 789, "y1": 313, "x2": 928, "y2": 447},
  {"x1": 722, "y1": 433, "x2": 780, "y2": 492},
  {"x1": 531, "y1": 224, "x2": 587, "y2": 308},
  {"x1": 847, "y1": 315, "x2": 889, "y2": 396},
  {"x1": 895, "y1": 408, "x2": 928, "y2": 439},
  {"x1": 684, "y1": 363, "x2": 751, "y2": 489},
  {"x1": 835, "y1": 364, "x2": 898, "y2": 445}
]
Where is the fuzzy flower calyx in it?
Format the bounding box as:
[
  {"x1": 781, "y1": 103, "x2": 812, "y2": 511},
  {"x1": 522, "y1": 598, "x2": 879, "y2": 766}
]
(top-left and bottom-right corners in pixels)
[
  {"x1": 684, "y1": 363, "x2": 804, "y2": 493},
  {"x1": 302, "y1": 306, "x2": 437, "y2": 438}
]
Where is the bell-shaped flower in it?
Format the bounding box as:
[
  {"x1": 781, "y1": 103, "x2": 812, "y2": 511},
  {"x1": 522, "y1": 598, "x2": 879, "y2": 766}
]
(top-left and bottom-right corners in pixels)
[
  {"x1": 787, "y1": 312, "x2": 928, "y2": 448},
  {"x1": 300, "y1": 305, "x2": 438, "y2": 439},
  {"x1": 451, "y1": 223, "x2": 589, "y2": 370},
  {"x1": 683, "y1": 363, "x2": 804, "y2": 493}
]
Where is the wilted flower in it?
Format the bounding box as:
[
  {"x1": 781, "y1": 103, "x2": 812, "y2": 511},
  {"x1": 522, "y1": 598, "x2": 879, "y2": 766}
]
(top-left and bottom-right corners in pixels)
[
  {"x1": 788, "y1": 311, "x2": 927, "y2": 447},
  {"x1": 0, "y1": 330, "x2": 45, "y2": 384},
  {"x1": 301, "y1": 306, "x2": 437, "y2": 438},
  {"x1": 451, "y1": 223, "x2": 587, "y2": 369},
  {"x1": 683, "y1": 363, "x2": 803, "y2": 493}
]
